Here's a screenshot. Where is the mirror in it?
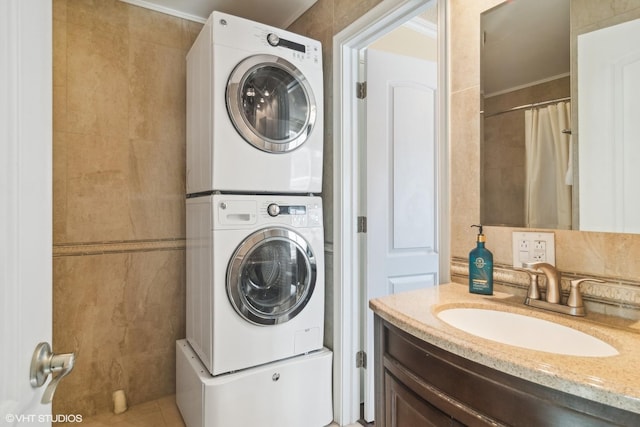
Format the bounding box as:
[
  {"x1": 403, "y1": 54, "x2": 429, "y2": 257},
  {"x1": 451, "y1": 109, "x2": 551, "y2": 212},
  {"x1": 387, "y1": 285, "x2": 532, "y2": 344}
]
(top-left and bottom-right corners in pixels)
[
  {"x1": 480, "y1": 0, "x2": 640, "y2": 234},
  {"x1": 480, "y1": 0, "x2": 570, "y2": 229}
]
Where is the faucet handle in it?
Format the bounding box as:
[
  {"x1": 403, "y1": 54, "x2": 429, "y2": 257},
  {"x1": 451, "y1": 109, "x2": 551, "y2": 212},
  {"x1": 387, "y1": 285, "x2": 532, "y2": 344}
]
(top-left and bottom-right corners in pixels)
[
  {"x1": 523, "y1": 262, "x2": 561, "y2": 303},
  {"x1": 567, "y1": 278, "x2": 606, "y2": 309},
  {"x1": 516, "y1": 267, "x2": 541, "y2": 300}
]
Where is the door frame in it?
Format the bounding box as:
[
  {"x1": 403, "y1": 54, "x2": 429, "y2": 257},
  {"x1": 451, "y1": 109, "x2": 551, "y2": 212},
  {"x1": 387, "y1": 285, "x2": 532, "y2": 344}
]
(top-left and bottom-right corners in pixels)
[{"x1": 332, "y1": 0, "x2": 449, "y2": 424}]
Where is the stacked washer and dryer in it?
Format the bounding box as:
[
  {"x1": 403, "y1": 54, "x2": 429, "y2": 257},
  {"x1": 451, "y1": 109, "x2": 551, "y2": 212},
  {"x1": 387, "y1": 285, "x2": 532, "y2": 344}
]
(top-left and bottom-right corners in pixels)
[{"x1": 176, "y1": 11, "x2": 332, "y2": 427}]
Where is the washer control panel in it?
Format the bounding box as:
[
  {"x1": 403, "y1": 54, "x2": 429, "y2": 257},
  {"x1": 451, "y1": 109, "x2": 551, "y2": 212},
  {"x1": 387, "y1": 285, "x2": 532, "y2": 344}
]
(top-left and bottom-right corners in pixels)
[
  {"x1": 267, "y1": 203, "x2": 306, "y2": 216},
  {"x1": 263, "y1": 202, "x2": 321, "y2": 227},
  {"x1": 213, "y1": 196, "x2": 322, "y2": 229}
]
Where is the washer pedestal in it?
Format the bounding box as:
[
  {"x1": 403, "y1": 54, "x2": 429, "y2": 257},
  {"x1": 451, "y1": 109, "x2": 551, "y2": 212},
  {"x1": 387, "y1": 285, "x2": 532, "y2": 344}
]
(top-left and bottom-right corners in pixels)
[{"x1": 176, "y1": 340, "x2": 333, "y2": 427}]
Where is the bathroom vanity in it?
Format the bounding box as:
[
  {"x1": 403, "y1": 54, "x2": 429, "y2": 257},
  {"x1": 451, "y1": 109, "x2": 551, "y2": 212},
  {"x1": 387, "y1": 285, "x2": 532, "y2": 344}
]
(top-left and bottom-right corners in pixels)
[{"x1": 370, "y1": 283, "x2": 640, "y2": 426}]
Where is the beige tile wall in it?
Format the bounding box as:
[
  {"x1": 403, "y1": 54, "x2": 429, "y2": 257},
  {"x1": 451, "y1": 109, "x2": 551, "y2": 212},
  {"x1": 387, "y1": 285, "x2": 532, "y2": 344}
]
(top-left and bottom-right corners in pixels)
[
  {"x1": 451, "y1": 0, "x2": 640, "y2": 306},
  {"x1": 52, "y1": 0, "x2": 201, "y2": 416}
]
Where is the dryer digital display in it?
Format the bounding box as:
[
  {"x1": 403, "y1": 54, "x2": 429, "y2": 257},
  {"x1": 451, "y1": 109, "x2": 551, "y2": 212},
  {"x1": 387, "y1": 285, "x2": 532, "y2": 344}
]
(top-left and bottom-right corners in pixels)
[{"x1": 282, "y1": 205, "x2": 306, "y2": 215}]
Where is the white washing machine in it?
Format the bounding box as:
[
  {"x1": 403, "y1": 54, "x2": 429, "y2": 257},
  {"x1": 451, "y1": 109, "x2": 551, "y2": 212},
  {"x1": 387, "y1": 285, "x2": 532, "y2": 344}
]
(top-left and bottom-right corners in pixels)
[
  {"x1": 186, "y1": 194, "x2": 325, "y2": 375},
  {"x1": 186, "y1": 12, "x2": 324, "y2": 195}
]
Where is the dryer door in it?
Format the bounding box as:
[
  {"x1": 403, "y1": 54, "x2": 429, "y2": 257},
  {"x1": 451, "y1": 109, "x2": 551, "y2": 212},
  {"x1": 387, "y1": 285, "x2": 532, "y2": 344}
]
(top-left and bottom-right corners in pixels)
[
  {"x1": 226, "y1": 54, "x2": 317, "y2": 153},
  {"x1": 227, "y1": 227, "x2": 317, "y2": 325}
]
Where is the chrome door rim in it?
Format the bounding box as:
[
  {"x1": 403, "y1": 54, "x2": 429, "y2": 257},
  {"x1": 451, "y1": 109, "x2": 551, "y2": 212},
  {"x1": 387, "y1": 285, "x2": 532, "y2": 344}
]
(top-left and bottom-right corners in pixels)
[
  {"x1": 226, "y1": 227, "x2": 317, "y2": 325},
  {"x1": 226, "y1": 54, "x2": 317, "y2": 153}
]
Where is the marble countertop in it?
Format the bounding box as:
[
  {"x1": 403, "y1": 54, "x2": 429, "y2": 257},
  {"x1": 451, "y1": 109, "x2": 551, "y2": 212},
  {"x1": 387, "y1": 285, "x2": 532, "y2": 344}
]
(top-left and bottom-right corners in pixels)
[{"x1": 369, "y1": 282, "x2": 640, "y2": 414}]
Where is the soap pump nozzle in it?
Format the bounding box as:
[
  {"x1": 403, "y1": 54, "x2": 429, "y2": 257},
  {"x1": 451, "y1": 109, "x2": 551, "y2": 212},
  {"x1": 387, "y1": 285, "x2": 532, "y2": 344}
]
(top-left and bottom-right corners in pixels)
[{"x1": 471, "y1": 224, "x2": 485, "y2": 243}]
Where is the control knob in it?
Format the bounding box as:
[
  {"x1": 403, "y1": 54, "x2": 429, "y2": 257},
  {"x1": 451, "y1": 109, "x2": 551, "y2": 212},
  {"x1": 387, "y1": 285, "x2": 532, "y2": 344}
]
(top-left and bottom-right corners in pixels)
[
  {"x1": 267, "y1": 203, "x2": 280, "y2": 217},
  {"x1": 267, "y1": 33, "x2": 280, "y2": 46}
]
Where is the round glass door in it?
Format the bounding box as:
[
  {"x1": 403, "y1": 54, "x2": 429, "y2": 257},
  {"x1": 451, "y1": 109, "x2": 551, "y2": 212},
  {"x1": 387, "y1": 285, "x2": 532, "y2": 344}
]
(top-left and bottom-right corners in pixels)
[
  {"x1": 226, "y1": 54, "x2": 317, "y2": 153},
  {"x1": 226, "y1": 228, "x2": 317, "y2": 325}
]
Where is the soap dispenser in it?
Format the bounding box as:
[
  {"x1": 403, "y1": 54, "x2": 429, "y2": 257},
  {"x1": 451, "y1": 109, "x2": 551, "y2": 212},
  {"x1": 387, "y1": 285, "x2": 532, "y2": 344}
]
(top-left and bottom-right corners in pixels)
[{"x1": 469, "y1": 224, "x2": 493, "y2": 295}]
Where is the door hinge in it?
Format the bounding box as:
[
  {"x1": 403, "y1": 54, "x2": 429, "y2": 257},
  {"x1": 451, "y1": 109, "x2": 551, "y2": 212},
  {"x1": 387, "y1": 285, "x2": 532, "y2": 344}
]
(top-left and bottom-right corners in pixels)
[
  {"x1": 356, "y1": 350, "x2": 367, "y2": 368},
  {"x1": 356, "y1": 81, "x2": 367, "y2": 99},
  {"x1": 357, "y1": 216, "x2": 367, "y2": 233}
]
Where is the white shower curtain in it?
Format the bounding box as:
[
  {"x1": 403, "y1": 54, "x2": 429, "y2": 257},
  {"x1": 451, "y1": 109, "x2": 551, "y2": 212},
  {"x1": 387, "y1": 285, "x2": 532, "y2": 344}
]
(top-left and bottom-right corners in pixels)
[{"x1": 524, "y1": 102, "x2": 572, "y2": 229}]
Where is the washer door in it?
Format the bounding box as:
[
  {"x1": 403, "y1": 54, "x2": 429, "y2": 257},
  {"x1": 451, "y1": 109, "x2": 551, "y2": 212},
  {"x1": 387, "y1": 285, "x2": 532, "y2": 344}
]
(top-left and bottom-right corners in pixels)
[
  {"x1": 226, "y1": 54, "x2": 317, "y2": 153},
  {"x1": 227, "y1": 227, "x2": 317, "y2": 325}
]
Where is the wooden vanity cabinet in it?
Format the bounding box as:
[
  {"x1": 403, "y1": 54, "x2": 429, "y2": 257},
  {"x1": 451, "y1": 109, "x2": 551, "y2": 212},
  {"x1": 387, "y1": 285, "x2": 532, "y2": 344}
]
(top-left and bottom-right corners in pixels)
[{"x1": 374, "y1": 315, "x2": 640, "y2": 427}]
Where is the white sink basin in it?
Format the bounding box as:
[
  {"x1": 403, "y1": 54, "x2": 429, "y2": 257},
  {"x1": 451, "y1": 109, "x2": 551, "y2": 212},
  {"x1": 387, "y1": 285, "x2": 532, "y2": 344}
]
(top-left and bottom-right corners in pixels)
[{"x1": 437, "y1": 308, "x2": 619, "y2": 357}]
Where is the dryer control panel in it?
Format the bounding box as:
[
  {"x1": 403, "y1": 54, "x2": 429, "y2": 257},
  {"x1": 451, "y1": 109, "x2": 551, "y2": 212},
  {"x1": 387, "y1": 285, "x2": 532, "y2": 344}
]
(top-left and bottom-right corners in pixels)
[
  {"x1": 210, "y1": 11, "x2": 322, "y2": 67},
  {"x1": 261, "y1": 30, "x2": 321, "y2": 64}
]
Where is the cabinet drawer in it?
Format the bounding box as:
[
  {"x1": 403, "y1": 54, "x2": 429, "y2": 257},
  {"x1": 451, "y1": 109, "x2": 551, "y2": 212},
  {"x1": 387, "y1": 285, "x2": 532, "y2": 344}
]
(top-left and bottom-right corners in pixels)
[{"x1": 385, "y1": 371, "x2": 454, "y2": 427}]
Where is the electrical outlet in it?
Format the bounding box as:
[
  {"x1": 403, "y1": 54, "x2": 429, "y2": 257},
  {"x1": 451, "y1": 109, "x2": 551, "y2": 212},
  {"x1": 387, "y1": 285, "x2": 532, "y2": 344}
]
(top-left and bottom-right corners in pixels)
[
  {"x1": 532, "y1": 240, "x2": 546, "y2": 262},
  {"x1": 512, "y1": 232, "x2": 555, "y2": 268},
  {"x1": 531, "y1": 250, "x2": 546, "y2": 262},
  {"x1": 519, "y1": 240, "x2": 529, "y2": 251}
]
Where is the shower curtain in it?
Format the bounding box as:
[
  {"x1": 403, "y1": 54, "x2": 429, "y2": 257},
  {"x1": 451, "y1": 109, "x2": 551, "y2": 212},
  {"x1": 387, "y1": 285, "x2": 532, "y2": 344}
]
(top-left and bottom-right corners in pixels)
[{"x1": 524, "y1": 101, "x2": 572, "y2": 229}]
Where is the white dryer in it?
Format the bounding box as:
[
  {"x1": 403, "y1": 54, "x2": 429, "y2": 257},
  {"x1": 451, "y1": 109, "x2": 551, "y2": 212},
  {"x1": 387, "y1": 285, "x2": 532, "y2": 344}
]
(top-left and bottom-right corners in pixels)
[
  {"x1": 186, "y1": 12, "x2": 323, "y2": 195},
  {"x1": 186, "y1": 194, "x2": 325, "y2": 375}
]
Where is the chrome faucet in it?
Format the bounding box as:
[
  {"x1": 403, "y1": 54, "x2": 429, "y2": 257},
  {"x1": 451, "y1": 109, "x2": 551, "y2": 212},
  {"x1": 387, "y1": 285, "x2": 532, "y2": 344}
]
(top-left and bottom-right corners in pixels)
[{"x1": 520, "y1": 262, "x2": 604, "y2": 317}]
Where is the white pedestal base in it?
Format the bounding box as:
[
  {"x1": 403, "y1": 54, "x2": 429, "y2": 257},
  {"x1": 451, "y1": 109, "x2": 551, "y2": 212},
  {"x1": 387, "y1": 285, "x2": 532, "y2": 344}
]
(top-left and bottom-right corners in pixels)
[{"x1": 176, "y1": 340, "x2": 333, "y2": 427}]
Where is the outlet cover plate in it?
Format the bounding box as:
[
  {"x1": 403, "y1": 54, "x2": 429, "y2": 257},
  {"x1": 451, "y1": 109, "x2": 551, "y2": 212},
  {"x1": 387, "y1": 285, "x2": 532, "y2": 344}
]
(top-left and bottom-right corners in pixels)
[{"x1": 512, "y1": 231, "x2": 555, "y2": 268}]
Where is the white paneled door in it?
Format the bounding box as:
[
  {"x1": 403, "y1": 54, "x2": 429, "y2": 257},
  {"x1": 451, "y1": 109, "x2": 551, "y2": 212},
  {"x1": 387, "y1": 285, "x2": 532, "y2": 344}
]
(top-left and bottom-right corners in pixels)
[
  {"x1": 363, "y1": 48, "x2": 439, "y2": 421},
  {"x1": 578, "y1": 18, "x2": 640, "y2": 233},
  {"x1": 1, "y1": 1, "x2": 54, "y2": 425}
]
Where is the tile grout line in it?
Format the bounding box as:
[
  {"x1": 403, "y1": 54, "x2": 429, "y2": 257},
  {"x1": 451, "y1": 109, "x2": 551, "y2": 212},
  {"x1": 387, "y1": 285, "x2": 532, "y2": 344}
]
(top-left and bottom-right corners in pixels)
[{"x1": 53, "y1": 238, "x2": 186, "y2": 257}]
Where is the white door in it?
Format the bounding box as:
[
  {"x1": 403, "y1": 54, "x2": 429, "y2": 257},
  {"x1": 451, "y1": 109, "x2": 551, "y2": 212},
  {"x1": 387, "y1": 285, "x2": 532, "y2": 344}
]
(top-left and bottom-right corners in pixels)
[
  {"x1": 578, "y1": 18, "x2": 640, "y2": 233},
  {"x1": 363, "y1": 48, "x2": 439, "y2": 421},
  {"x1": 1, "y1": 1, "x2": 56, "y2": 424}
]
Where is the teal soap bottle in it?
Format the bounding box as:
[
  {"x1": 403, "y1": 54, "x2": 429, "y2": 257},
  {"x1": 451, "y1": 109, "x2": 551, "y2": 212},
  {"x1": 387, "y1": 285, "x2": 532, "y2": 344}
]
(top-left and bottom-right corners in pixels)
[{"x1": 469, "y1": 225, "x2": 493, "y2": 295}]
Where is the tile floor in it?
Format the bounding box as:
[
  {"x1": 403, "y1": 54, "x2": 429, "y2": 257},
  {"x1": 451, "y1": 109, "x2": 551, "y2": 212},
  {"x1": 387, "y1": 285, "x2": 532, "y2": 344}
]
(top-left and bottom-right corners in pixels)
[
  {"x1": 57, "y1": 395, "x2": 364, "y2": 427},
  {"x1": 57, "y1": 395, "x2": 183, "y2": 427}
]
